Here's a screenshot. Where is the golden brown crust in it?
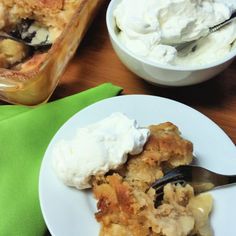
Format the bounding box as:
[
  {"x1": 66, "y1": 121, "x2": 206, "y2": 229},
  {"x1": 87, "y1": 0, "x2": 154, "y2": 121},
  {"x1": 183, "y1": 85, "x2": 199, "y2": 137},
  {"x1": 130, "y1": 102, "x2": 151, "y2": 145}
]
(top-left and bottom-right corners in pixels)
[
  {"x1": 92, "y1": 122, "x2": 201, "y2": 236},
  {"x1": 2, "y1": 0, "x2": 64, "y2": 9},
  {"x1": 1, "y1": 0, "x2": 78, "y2": 30},
  {"x1": 94, "y1": 174, "x2": 135, "y2": 224},
  {"x1": 37, "y1": 0, "x2": 64, "y2": 9},
  {"x1": 142, "y1": 122, "x2": 193, "y2": 167}
]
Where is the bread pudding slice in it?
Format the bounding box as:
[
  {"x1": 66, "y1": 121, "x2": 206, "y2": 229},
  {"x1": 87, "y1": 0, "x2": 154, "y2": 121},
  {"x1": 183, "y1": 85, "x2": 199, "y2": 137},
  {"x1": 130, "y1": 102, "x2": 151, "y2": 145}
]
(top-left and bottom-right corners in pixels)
[{"x1": 92, "y1": 122, "x2": 213, "y2": 236}]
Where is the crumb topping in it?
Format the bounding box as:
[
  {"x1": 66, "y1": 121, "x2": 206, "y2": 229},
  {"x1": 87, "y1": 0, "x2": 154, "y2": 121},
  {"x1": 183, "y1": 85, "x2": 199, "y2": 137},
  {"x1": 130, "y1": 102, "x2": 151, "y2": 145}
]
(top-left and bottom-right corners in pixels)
[{"x1": 92, "y1": 122, "x2": 213, "y2": 236}]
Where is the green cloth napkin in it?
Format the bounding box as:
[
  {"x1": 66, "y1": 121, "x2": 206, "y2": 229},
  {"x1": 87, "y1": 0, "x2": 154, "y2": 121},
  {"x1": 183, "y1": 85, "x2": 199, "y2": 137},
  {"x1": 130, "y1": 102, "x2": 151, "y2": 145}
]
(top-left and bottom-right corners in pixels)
[{"x1": 0, "y1": 83, "x2": 122, "y2": 236}]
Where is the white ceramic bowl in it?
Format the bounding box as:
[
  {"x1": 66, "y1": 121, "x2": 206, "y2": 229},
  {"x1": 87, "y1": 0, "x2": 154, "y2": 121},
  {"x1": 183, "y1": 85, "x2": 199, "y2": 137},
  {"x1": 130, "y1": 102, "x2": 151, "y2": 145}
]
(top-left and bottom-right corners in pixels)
[{"x1": 106, "y1": 0, "x2": 236, "y2": 87}]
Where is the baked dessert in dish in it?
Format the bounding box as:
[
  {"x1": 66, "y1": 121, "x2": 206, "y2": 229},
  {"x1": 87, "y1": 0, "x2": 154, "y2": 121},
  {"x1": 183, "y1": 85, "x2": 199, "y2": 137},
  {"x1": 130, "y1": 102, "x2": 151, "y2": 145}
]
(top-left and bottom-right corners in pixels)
[
  {"x1": 0, "y1": 0, "x2": 76, "y2": 70},
  {"x1": 0, "y1": 0, "x2": 104, "y2": 105},
  {"x1": 92, "y1": 122, "x2": 213, "y2": 236}
]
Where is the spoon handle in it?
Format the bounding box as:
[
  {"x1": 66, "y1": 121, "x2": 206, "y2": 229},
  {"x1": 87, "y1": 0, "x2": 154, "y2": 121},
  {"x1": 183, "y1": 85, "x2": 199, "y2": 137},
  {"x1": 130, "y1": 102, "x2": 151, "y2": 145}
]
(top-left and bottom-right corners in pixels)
[
  {"x1": 0, "y1": 31, "x2": 19, "y2": 41},
  {"x1": 0, "y1": 31, "x2": 52, "y2": 49},
  {"x1": 210, "y1": 10, "x2": 236, "y2": 33},
  {"x1": 176, "y1": 10, "x2": 236, "y2": 57}
]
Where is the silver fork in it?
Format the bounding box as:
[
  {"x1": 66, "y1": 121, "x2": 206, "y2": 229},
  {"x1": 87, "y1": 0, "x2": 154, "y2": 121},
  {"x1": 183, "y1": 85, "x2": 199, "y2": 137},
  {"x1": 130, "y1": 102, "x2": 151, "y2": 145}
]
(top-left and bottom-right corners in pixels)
[
  {"x1": 175, "y1": 10, "x2": 236, "y2": 57},
  {"x1": 151, "y1": 165, "x2": 236, "y2": 203}
]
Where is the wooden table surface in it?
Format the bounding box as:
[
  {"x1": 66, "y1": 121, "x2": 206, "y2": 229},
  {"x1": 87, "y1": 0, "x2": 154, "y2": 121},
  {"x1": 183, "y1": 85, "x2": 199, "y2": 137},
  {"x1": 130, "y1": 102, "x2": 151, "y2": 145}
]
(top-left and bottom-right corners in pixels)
[{"x1": 52, "y1": 2, "x2": 235, "y2": 144}]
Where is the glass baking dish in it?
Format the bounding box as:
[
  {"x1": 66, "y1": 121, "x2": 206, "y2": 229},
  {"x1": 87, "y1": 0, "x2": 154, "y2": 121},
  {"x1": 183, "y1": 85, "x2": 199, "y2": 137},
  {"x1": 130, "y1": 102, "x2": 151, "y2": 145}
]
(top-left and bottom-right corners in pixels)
[{"x1": 0, "y1": 0, "x2": 104, "y2": 105}]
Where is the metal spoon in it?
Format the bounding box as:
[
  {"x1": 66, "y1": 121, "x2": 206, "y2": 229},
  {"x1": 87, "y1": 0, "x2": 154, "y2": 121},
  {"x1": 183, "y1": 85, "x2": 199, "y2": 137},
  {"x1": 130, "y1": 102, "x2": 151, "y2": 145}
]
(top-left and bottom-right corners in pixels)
[
  {"x1": 175, "y1": 10, "x2": 236, "y2": 57},
  {"x1": 0, "y1": 19, "x2": 52, "y2": 48},
  {"x1": 0, "y1": 31, "x2": 52, "y2": 48}
]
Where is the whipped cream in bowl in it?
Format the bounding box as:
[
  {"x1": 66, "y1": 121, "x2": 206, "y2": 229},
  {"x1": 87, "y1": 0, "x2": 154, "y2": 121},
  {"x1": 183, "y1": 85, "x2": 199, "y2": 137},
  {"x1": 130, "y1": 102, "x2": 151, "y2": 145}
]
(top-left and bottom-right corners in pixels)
[
  {"x1": 114, "y1": 0, "x2": 236, "y2": 66},
  {"x1": 52, "y1": 112, "x2": 150, "y2": 190},
  {"x1": 106, "y1": 0, "x2": 236, "y2": 86}
]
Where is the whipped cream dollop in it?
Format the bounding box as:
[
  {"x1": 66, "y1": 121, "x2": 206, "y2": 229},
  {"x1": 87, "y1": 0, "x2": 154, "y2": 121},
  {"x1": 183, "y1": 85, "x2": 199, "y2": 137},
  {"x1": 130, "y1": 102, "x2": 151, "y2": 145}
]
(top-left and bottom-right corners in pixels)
[
  {"x1": 114, "y1": 0, "x2": 236, "y2": 66},
  {"x1": 52, "y1": 113, "x2": 150, "y2": 189}
]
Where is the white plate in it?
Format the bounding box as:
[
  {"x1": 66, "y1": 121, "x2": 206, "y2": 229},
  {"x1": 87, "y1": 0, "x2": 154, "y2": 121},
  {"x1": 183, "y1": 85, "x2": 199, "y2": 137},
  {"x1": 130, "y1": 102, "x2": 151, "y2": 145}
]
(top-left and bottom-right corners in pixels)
[{"x1": 39, "y1": 95, "x2": 236, "y2": 236}]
